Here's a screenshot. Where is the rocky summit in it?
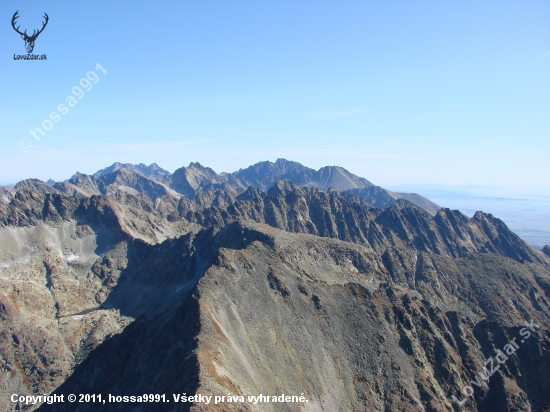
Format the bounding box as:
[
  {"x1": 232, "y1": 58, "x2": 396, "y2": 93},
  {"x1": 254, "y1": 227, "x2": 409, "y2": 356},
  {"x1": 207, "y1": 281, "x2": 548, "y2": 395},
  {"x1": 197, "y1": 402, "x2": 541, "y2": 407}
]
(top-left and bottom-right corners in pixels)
[{"x1": 1, "y1": 160, "x2": 549, "y2": 412}]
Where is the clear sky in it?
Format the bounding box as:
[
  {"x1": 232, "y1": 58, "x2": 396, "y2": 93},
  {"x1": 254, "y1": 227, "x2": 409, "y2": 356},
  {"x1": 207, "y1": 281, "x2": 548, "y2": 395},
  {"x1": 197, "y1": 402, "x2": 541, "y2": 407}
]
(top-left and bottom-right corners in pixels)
[{"x1": 1, "y1": 0, "x2": 549, "y2": 187}]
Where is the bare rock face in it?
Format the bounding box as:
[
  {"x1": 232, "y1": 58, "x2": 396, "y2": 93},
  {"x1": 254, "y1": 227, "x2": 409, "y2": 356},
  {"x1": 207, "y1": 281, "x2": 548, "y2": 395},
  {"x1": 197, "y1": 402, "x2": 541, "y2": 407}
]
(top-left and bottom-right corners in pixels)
[
  {"x1": 0, "y1": 186, "x2": 13, "y2": 205},
  {"x1": 13, "y1": 179, "x2": 59, "y2": 195},
  {"x1": 1, "y1": 164, "x2": 550, "y2": 411},
  {"x1": 30, "y1": 221, "x2": 550, "y2": 412},
  {"x1": 0, "y1": 218, "x2": 133, "y2": 412}
]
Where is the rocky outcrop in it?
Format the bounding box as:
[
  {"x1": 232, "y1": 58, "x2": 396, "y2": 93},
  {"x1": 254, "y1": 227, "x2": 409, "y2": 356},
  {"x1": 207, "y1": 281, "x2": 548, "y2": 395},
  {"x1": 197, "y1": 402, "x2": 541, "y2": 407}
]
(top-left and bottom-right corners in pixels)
[
  {"x1": 0, "y1": 188, "x2": 196, "y2": 246},
  {"x1": 0, "y1": 186, "x2": 13, "y2": 204}
]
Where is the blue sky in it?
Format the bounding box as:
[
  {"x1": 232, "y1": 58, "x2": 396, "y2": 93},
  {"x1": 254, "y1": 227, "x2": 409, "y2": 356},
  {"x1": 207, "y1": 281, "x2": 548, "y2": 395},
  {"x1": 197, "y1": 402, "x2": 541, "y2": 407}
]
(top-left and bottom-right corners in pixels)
[{"x1": 0, "y1": 0, "x2": 549, "y2": 187}]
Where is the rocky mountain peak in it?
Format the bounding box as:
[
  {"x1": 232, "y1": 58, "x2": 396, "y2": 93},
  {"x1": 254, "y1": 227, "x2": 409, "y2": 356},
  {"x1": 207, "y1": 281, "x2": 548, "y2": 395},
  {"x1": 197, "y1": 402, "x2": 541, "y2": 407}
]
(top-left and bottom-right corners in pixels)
[
  {"x1": 69, "y1": 171, "x2": 84, "y2": 180},
  {"x1": 169, "y1": 162, "x2": 226, "y2": 197},
  {"x1": 314, "y1": 165, "x2": 373, "y2": 191},
  {"x1": 93, "y1": 162, "x2": 171, "y2": 182},
  {"x1": 187, "y1": 161, "x2": 207, "y2": 170},
  {"x1": 13, "y1": 178, "x2": 59, "y2": 194}
]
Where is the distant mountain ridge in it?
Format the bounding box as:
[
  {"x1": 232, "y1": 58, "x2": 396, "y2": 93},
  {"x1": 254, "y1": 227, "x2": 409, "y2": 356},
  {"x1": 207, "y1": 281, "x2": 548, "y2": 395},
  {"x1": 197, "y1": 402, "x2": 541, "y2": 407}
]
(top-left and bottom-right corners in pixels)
[
  {"x1": 231, "y1": 158, "x2": 374, "y2": 191},
  {"x1": 7, "y1": 159, "x2": 440, "y2": 215},
  {"x1": 92, "y1": 162, "x2": 171, "y2": 181}
]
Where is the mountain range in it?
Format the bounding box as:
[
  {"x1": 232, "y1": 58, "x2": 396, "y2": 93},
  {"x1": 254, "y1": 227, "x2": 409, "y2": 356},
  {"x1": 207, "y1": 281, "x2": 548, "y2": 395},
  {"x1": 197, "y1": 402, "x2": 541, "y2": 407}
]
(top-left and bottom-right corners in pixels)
[
  {"x1": 3, "y1": 159, "x2": 440, "y2": 215},
  {"x1": 0, "y1": 159, "x2": 549, "y2": 411}
]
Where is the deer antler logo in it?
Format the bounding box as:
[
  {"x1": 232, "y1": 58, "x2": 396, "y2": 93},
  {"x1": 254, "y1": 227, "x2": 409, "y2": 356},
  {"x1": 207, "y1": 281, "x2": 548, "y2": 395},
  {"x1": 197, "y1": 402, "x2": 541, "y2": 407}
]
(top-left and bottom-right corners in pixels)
[{"x1": 11, "y1": 11, "x2": 49, "y2": 54}]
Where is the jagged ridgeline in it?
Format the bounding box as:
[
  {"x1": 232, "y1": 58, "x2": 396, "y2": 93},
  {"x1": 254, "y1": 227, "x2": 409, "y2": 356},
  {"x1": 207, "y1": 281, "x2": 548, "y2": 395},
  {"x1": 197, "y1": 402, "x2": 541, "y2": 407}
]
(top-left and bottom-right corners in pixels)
[{"x1": 1, "y1": 159, "x2": 549, "y2": 412}]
